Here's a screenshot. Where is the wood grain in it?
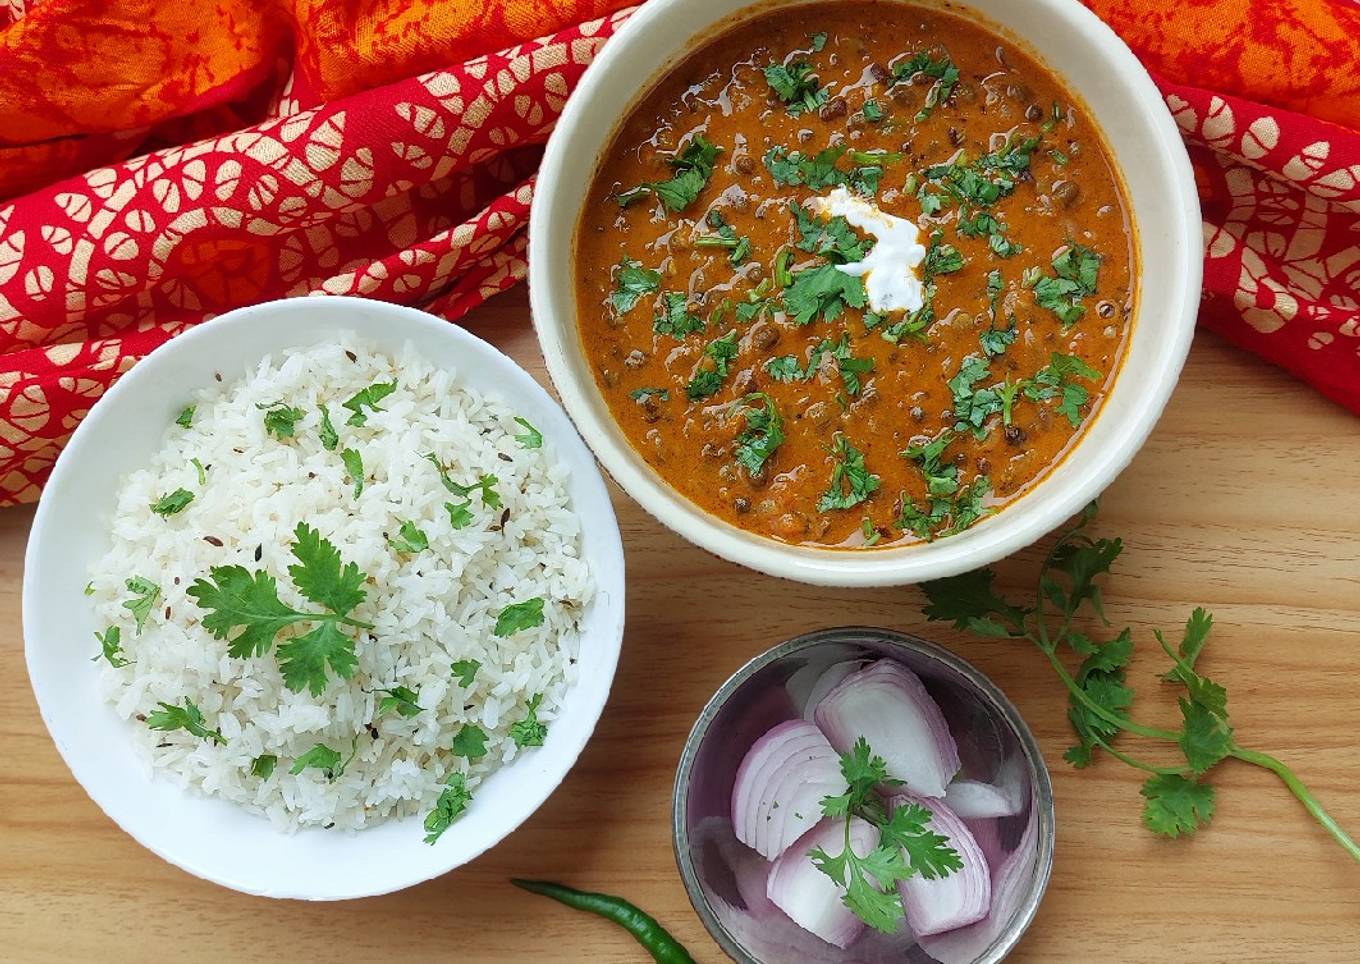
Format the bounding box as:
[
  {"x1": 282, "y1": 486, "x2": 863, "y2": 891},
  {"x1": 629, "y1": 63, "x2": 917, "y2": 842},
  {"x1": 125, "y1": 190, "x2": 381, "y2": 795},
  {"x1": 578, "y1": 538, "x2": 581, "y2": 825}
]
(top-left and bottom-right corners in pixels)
[{"x1": 2, "y1": 287, "x2": 1358, "y2": 962}]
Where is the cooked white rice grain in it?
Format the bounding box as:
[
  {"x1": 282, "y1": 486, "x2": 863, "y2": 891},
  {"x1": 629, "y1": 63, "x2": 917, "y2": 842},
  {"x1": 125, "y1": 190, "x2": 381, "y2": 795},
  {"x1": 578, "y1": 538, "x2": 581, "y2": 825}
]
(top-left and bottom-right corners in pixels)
[{"x1": 88, "y1": 335, "x2": 593, "y2": 833}]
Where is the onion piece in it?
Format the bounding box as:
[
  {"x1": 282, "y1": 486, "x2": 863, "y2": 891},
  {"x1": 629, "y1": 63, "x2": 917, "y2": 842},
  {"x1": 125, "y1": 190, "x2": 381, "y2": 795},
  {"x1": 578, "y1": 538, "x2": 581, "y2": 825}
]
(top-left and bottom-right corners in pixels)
[
  {"x1": 963, "y1": 817, "x2": 1006, "y2": 871},
  {"x1": 813, "y1": 660, "x2": 960, "y2": 798},
  {"x1": 767, "y1": 816, "x2": 877, "y2": 949},
  {"x1": 943, "y1": 779, "x2": 1023, "y2": 819},
  {"x1": 891, "y1": 792, "x2": 991, "y2": 938},
  {"x1": 732, "y1": 719, "x2": 848, "y2": 859},
  {"x1": 801, "y1": 660, "x2": 868, "y2": 720},
  {"x1": 917, "y1": 807, "x2": 1039, "y2": 963}
]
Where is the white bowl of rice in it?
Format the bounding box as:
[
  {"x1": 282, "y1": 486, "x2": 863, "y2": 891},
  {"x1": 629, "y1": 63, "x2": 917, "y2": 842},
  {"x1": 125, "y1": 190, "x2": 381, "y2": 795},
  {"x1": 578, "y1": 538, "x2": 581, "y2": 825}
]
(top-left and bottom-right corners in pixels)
[{"x1": 22, "y1": 296, "x2": 626, "y2": 900}]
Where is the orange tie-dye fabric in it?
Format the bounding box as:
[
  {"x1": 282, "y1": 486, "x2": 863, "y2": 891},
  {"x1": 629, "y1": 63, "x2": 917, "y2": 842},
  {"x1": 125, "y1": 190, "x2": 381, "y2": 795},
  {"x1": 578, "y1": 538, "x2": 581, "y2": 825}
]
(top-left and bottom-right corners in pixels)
[
  {"x1": 0, "y1": 0, "x2": 1356, "y2": 506},
  {"x1": 0, "y1": 0, "x2": 631, "y2": 199}
]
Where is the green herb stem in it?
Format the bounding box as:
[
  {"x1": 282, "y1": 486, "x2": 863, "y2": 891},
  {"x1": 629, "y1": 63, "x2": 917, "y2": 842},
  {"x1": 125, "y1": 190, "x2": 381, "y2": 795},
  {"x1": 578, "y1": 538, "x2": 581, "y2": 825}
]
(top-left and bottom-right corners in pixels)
[
  {"x1": 1091, "y1": 735, "x2": 1182, "y2": 776},
  {"x1": 1229, "y1": 745, "x2": 1360, "y2": 863},
  {"x1": 1042, "y1": 647, "x2": 1181, "y2": 743}
]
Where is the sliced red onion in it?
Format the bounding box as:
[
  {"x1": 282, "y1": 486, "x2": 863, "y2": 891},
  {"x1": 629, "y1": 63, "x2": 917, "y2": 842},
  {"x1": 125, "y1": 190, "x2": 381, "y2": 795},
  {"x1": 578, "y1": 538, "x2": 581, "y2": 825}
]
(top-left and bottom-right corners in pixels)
[
  {"x1": 943, "y1": 779, "x2": 1023, "y2": 819},
  {"x1": 813, "y1": 660, "x2": 960, "y2": 798},
  {"x1": 917, "y1": 806, "x2": 1039, "y2": 963},
  {"x1": 891, "y1": 792, "x2": 991, "y2": 938},
  {"x1": 767, "y1": 816, "x2": 877, "y2": 949},
  {"x1": 732, "y1": 719, "x2": 848, "y2": 859},
  {"x1": 963, "y1": 817, "x2": 1006, "y2": 871},
  {"x1": 801, "y1": 660, "x2": 868, "y2": 720}
]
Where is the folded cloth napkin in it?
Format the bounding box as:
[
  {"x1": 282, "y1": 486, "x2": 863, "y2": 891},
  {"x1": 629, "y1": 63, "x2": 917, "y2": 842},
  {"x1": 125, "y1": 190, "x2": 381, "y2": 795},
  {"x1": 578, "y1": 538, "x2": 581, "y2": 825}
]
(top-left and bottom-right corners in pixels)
[{"x1": 0, "y1": 0, "x2": 1355, "y2": 504}]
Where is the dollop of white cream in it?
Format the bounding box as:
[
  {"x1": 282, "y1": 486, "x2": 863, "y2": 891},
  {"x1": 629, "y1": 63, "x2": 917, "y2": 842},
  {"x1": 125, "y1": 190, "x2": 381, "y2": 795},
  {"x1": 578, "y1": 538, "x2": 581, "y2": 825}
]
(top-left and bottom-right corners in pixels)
[{"x1": 807, "y1": 186, "x2": 926, "y2": 314}]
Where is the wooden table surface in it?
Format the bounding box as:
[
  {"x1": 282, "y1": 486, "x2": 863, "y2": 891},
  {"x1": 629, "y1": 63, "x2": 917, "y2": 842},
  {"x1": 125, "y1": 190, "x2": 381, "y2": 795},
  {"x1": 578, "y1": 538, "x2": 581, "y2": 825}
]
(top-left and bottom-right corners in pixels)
[{"x1": 3, "y1": 287, "x2": 1358, "y2": 962}]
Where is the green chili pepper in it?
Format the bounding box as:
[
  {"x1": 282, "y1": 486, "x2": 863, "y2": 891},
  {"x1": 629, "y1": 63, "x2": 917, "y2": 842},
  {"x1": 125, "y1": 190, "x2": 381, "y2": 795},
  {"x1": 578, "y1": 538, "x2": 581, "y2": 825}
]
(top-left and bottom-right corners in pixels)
[{"x1": 510, "y1": 879, "x2": 696, "y2": 963}]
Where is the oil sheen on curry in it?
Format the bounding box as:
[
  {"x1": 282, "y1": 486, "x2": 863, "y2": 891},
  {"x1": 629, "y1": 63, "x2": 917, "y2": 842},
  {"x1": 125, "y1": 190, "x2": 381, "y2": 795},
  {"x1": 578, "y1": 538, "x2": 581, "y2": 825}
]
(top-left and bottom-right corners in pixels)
[{"x1": 575, "y1": 0, "x2": 1136, "y2": 548}]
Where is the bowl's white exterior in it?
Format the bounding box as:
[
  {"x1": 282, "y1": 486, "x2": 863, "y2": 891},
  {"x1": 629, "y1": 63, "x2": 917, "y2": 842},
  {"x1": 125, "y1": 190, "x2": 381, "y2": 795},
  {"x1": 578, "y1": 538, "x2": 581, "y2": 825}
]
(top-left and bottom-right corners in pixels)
[
  {"x1": 22, "y1": 296, "x2": 626, "y2": 900},
  {"x1": 530, "y1": 0, "x2": 1201, "y2": 586}
]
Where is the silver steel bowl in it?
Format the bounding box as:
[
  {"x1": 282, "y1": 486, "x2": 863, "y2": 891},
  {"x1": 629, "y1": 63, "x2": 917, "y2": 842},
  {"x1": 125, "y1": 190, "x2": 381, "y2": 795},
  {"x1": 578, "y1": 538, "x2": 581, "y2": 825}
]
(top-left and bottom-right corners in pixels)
[{"x1": 672, "y1": 627, "x2": 1055, "y2": 963}]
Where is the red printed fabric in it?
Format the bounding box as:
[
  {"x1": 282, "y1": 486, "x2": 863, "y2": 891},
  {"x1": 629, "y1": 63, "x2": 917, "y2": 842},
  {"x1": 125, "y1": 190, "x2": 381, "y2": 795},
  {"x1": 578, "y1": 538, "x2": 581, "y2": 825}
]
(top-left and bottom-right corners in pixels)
[
  {"x1": 0, "y1": 3, "x2": 1357, "y2": 506},
  {"x1": 0, "y1": 10, "x2": 630, "y2": 504}
]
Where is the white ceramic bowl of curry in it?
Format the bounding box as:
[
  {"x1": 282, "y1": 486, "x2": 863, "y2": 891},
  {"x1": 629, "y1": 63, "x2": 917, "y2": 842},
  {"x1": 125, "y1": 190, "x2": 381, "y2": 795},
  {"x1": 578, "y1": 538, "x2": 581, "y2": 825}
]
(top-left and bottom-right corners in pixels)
[{"x1": 531, "y1": 0, "x2": 1199, "y2": 587}]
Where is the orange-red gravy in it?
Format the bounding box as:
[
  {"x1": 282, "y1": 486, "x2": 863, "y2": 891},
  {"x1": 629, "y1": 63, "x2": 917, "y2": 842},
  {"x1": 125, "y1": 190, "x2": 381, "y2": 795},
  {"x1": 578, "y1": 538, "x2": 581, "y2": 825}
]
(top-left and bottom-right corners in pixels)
[{"x1": 575, "y1": 0, "x2": 1135, "y2": 548}]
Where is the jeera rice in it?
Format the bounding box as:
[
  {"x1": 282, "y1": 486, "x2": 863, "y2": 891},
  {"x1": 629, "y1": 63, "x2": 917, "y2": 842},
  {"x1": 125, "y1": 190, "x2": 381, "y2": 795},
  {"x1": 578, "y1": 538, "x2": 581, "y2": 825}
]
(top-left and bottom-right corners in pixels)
[{"x1": 86, "y1": 336, "x2": 594, "y2": 837}]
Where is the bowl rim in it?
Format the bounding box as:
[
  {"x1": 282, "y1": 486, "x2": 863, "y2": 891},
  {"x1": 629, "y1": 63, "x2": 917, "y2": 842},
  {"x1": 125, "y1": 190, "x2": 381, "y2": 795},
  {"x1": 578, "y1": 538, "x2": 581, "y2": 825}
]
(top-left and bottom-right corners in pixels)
[
  {"x1": 529, "y1": 0, "x2": 1202, "y2": 587},
  {"x1": 21, "y1": 295, "x2": 627, "y2": 900},
  {"x1": 671, "y1": 626, "x2": 1057, "y2": 963}
]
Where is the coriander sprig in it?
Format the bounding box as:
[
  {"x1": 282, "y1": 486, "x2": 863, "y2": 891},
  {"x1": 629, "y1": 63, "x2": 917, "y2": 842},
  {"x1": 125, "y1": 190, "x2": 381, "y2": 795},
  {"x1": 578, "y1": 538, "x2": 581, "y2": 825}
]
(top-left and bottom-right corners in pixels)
[
  {"x1": 146, "y1": 698, "x2": 225, "y2": 745},
  {"x1": 810, "y1": 739, "x2": 960, "y2": 932},
  {"x1": 921, "y1": 502, "x2": 1360, "y2": 862},
  {"x1": 187, "y1": 522, "x2": 372, "y2": 696}
]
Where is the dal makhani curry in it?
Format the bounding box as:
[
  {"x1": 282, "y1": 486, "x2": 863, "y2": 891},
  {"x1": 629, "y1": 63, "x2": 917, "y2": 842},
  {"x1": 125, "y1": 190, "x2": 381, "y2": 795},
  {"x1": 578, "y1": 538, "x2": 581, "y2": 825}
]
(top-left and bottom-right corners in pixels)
[{"x1": 574, "y1": 0, "x2": 1136, "y2": 548}]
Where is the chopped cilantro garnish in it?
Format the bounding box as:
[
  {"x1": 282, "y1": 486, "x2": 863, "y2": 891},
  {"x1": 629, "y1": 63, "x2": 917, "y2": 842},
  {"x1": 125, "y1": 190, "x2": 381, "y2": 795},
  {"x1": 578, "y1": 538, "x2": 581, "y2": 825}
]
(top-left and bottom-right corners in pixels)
[
  {"x1": 494, "y1": 597, "x2": 546, "y2": 637},
  {"x1": 1050, "y1": 148, "x2": 1070, "y2": 166},
  {"x1": 897, "y1": 430, "x2": 993, "y2": 539},
  {"x1": 251, "y1": 754, "x2": 277, "y2": 779},
  {"x1": 423, "y1": 454, "x2": 501, "y2": 507},
  {"x1": 997, "y1": 377, "x2": 1025, "y2": 425},
  {"x1": 423, "y1": 772, "x2": 472, "y2": 844},
  {"x1": 733, "y1": 393, "x2": 785, "y2": 477},
  {"x1": 764, "y1": 59, "x2": 828, "y2": 116},
  {"x1": 988, "y1": 232, "x2": 1022, "y2": 259},
  {"x1": 341, "y1": 447, "x2": 364, "y2": 498},
  {"x1": 818, "y1": 434, "x2": 880, "y2": 512},
  {"x1": 609, "y1": 257, "x2": 661, "y2": 314},
  {"x1": 809, "y1": 31, "x2": 828, "y2": 52},
  {"x1": 818, "y1": 333, "x2": 875, "y2": 394},
  {"x1": 653, "y1": 291, "x2": 706, "y2": 340},
  {"x1": 319, "y1": 407, "x2": 339, "y2": 450},
  {"x1": 784, "y1": 264, "x2": 867, "y2": 326},
  {"x1": 387, "y1": 520, "x2": 429, "y2": 554},
  {"x1": 341, "y1": 381, "x2": 397, "y2": 426},
  {"x1": 450, "y1": 658, "x2": 480, "y2": 688},
  {"x1": 957, "y1": 211, "x2": 1001, "y2": 238},
  {"x1": 686, "y1": 329, "x2": 739, "y2": 400},
  {"x1": 949, "y1": 355, "x2": 1004, "y2": 439},
  {"x1": 764, "y1": 144, "x2": 897, "y2": 197},
  {"x1": 1024, "y1": 352, "x2": 1102, "y2": 426},
  {"x1": 377, "y1": 685, "x2": 423, "y2": 718},
  {"x1": 629, "y1": 386, "x2": 670, "y2": 402},
  {"x1": 175, "y1": 404, "x2": 195, "y2": 428},
  {"x1": 891, "y1": 50, "x2": 960, "y2": 121},
  {"x1": 259, "y1": 402, "x2": 305, "y2": 439},
  {"x1": 764, "y1": 334, "x2": 872, "y2": 393},
  {"x1": 509, "y1": 693, "x2": 548, "y2": 748},
  {"x1": 191, "y1": 457, "x2": 207, "y2": 486},
  {"x1": 618, "y1": 134, "x2": 722, "y2": 212},
  {"x1": 290, "y1": 743, "x2": 342, "y2": 778},
  {"x1": 862, "y1": 99, "x2": 886, "y2": 122},
  {"x1": 147, "y1": 698, "x2": 225, "y2": 745},
  {"x1": 695, "y1": 211, "x2": 751, "y2": 265},
  {"x1": 980, "y1": 319, "x2": 1017, "y2": 357},
  {"x1": 791, "y1": 200, "x2": 872, "y2": 263},
  {"x1": 122, "y1": 576, "x2": 160, "y2": 635},
  {"x1": 512, "y1": 416, "x2": 543, "y2": 449},
  {"x1": 881, "y1": 299, "x2": 935, "y2": 344},
  {"x1": 923, "y1": 230, "x2": 963, "y2": 280},
  {"x1": 1033, "y1": 243, "x2": 1101, "y2": 326},
  {"x1": 451, "y1": 724, "x2": 489, "y2": 760},
  {"x1": 764, "y1": 145, "x2": 847, "y2": 189},
  {"x1": 444, "y1": 500, "x2": 474, "y2": 529},
  {"x1": 764, "y1": 355, "x2": 805, "y2": 381},
  {"x1": 186, "y1": 522, "x2": 372, "y2": 695},
  {"x1": 150, "y1": 487, "x2": 194, "y2": 517},
  {"x1": 92, "y1": 625, "x2": 130, "y2": 668}
]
